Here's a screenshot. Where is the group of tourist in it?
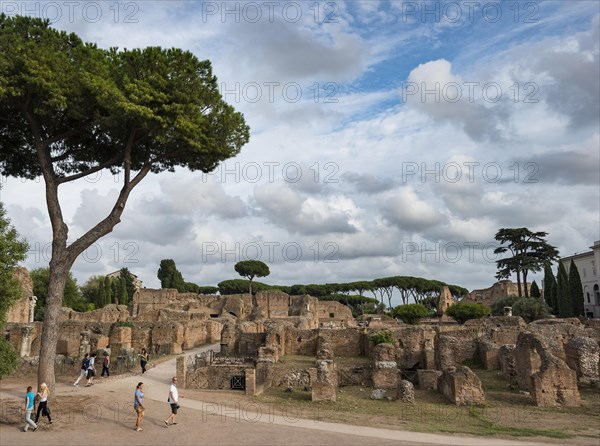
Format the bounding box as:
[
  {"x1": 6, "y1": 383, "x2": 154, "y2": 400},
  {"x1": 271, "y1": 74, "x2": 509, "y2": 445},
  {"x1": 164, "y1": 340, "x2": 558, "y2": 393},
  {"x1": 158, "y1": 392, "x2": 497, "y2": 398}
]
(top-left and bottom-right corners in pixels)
[
  {"x1": 22, "y1": 383, "x2": 52, "y2": 432},
  {"x1": 73, "y1": 348, "x2": 149, "y2": 389},
  {"x1": 22, "y1": 375, "x2": 181, "y2": 433},
  {"x1": 73, "y1": 352, "x2": 100, "y2": 387}
]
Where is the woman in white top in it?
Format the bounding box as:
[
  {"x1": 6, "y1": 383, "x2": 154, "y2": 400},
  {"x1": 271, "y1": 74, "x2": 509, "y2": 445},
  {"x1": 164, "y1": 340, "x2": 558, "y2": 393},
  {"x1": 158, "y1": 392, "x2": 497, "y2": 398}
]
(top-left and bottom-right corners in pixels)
[{"x1": 35, "y1": 383, "x2": 52, "y2": 424}]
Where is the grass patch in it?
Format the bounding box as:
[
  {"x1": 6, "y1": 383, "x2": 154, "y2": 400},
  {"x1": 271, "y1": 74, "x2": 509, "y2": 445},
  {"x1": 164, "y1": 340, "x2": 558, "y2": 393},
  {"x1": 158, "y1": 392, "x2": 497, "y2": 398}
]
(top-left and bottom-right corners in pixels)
[{"x1": 257, "y1": 356, "x2": 599, "y2": 440}]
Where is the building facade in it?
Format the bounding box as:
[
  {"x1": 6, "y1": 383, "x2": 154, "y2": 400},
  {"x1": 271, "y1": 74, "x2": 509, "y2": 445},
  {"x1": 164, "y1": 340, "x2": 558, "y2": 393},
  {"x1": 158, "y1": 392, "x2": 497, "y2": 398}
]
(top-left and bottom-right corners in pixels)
[{"x1": 560, "y1": 240, "x2": 600, "y2": 318}]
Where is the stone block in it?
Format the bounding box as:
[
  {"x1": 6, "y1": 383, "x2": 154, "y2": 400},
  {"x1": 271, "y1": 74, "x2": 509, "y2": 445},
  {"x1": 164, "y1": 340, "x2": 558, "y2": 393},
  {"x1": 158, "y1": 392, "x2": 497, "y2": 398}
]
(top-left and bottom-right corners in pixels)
[
  {"x1": 397, "y1": 380, "x2": 414, "y2": 403},
  {"x1": 440, "y1": 366, "x2": 485, "y2": 405},
  {"x1": 371, "y1": 389, "x2": 386, "y2": 400},
  {"x1": 531, "y1": 351, "x2": 580, "y2": 407},
  {"x1": 417, "y1": 369, "x2": 441, "y2": 390}
]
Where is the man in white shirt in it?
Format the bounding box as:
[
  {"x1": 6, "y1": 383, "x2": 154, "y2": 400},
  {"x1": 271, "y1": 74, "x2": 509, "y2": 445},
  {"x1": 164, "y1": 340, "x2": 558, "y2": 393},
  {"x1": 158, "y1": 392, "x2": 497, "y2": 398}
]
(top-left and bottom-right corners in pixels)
[{"x1": 164, "y1": 376, "x2": 180, "y2": 426}]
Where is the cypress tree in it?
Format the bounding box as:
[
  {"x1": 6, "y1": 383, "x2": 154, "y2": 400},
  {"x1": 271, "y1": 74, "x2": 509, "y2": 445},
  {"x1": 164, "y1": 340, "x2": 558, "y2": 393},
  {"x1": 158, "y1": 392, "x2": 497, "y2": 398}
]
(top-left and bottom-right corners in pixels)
[
  {"x1": 98, "y1": 279, "x2": 106, "y2": 308},
  {"x1": 530, "y1": 280, "x2": 541, "y2": 299},
  {"x1": 111, "y1": 279, "x2": 119, "y2": 305},
  {"x1": 556, "y1": 262, "x2": 572, "y2": 317},
  {"x1": 120, "y1": 277, "x2": 128, "y2": 306},
  {"x1": 543, "y1": 264, "x2": 558, "y2": 314},
  {"x1": 104, "y1": 276, "x2": 112, "y2": 305},
  {"x1": 568, "y1": 260, "x2": 584, "y2": 317}
]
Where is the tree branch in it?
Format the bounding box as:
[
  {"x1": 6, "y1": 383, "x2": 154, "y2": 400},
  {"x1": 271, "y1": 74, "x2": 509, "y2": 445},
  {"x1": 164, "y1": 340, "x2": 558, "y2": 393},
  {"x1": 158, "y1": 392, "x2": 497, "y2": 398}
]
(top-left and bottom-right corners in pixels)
[
  {"x1": 66, "y1": 163, "x2": 152, "y2": 262},
  {"x1": 56, "y1": 152, "x2": 124, "y2": 184}
]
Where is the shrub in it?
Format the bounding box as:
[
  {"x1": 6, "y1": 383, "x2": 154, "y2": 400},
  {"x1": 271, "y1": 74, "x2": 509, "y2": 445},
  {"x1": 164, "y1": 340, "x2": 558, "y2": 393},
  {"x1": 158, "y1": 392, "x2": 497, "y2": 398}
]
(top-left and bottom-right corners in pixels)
[
  {"x1": 392, "y1": 303, "x2": 429, "y2": 324},
  {"x1": 491, "y1": 295, "x2": 552, "y2": 322},
  {"x1": 368, "y1": 330, "x2": 394, "y2": 345},
  {"x1": 116, "y1": 321, "x2": 134, "y2": 328},
  {"x1": 513, "y1": 298, "x2": 552, "y2": 322},
  {"x1": 490, "y1": 295, "x2": 518, "y2": 316},
  {"x1": 446, "y1": 302, "x2": 489, "y2": 324},
  {"x1": 0, "y1": 338, "x2": 19, "y2": 378}
]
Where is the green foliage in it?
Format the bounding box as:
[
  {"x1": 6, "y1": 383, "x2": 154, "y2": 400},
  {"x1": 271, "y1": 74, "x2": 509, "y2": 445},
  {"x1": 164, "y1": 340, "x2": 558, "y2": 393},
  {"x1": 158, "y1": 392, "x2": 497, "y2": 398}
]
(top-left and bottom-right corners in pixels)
[
  {"x1": 494, "y1": 228, "x2": 559, "y2": 298},
  {"x1": 104, "y1": 275, "x2": 113, "y2": 305},
  {"x1": 368, "y1": 330, "x2": 394, "y2": 345},
  {"x1": 120, "y1": 268, "x2": 137, "y2": 300},
  {"x1": 490, "y1": 296, "x2": 518, "y2": 316},
  {"x1": 116, "y1": 321, "x2": 134, "y2": 328},
  {"x1": 197, "y1": 286, "x2": 219, "y2": 295},
  {"x1": 30, "y1": 267, "x2": 88, "y2": 318},
  {"x1": 119, "y1": 277, "x2": 128, "y2": 306},
  {"x1": 392, "y1": 304, "x2": 430, "y2": 324},
  {"x1": 446, "y1": 302, "x2": 489, "y2": 324},
  {"x1": 492, "y1": 295, "x2": 552, "y2": 322},
  {"x1": 234, "y1": 260, "x2": 270, "y2": 294},
  {"x1": 234, "y1": 260, "x2": 270, "y2": 280},
  {"x1": 530, "y1": 281, "x2": 541, "y2": 299},
  {"x1": 218, "y1": 279, "x2": 272, "y2": 295},
  {"x1": 0, "y1": 199, "x2": 28, "y2": 377},
  {"x1": 157, "y1": 259, "x2": 186, "y2": 292},
  {"x1": 0, "y1": 15, "x2": 250, "y2": 181},
  {"x1": 543, "y1": 264, "x2": 558, "y2": 314},
  {"x1": 183, "y1": 282, "x2": 200, "y2": 293},
  {"x1": 557, "y1": 262, "x2": 572, "y2": 317},
  {"x1": 0, "y1": 200, "x2": 28, "y2": 326},
  {"x1": 81, "y1": 275, "x2": 104, "y2": 308},
  {"x1": 98, "y1": 277, "x2": 107, "y2": 308},
  {"x1": 568, "y1": 260, "x2": 584, "y2": 317},
  {"x1": 0, "y1": 337, "x2": 19, "y2": 378},
  {"x1": 513, "y1": 298, "x2": 552, "y2": 322}
]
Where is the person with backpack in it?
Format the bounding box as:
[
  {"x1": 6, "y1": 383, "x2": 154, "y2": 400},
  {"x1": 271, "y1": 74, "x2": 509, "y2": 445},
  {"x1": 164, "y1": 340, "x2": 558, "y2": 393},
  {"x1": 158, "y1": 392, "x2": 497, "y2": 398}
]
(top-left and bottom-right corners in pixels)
[
  {"x1": 73, "y1": 353, "x2": 89, "y2": 387},
  {"x1": 85, "y1": 353, "x2": 96, "y2": 386}
]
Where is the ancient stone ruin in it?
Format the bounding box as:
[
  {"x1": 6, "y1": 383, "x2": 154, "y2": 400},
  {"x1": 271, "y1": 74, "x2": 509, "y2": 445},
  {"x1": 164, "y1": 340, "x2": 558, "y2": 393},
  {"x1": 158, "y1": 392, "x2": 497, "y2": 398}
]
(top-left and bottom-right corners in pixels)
[{"x1": 5, "y1": 269, "x2": 599, "y2": 409}]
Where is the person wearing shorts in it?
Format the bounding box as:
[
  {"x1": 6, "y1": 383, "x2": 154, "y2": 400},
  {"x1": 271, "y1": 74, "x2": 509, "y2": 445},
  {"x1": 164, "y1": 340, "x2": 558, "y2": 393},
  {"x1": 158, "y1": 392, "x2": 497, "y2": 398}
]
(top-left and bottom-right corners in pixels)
[
  {"x1": 164, "y1": 377, "x2": 180, "y2": 426},
  {"x1": 85, "y1": 353, "x2": 96, "y2": 386},
  {"x1": 133, "y1": 382, "x2": 145, "y2": 432}
]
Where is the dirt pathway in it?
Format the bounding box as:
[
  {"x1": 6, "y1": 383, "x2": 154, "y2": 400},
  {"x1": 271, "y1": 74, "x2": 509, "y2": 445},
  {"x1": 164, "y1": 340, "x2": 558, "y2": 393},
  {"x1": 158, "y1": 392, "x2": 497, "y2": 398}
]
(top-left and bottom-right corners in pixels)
[{"x1": 0, "y1": 346, "x2": 561, "y2": 445}]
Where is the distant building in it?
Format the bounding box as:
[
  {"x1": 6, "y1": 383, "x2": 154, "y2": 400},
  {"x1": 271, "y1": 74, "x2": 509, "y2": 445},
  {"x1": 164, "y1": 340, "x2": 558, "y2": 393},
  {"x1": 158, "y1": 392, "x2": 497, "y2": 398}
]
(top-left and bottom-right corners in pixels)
[
  {"x1": 106, "y1": 270, "x2": 143, "y2": 291},
  {"x1": 560, "y1": 240, "x2": 600, "y2": 319},
  {"x1": 466, "y1": 280, "x2": 532, "y2": 307}
]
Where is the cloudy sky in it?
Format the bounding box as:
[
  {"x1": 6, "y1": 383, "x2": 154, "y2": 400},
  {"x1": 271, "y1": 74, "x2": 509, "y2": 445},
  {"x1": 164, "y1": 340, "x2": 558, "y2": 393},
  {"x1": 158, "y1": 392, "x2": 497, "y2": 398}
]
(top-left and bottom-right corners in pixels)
[{"x1": 1, "y1": 1, "x2": 599, "y2": 306}]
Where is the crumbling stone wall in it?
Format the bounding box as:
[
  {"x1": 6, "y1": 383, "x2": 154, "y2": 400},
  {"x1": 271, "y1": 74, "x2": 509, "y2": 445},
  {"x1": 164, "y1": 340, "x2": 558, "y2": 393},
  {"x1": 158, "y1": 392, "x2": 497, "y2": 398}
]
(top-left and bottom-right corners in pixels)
[
  {"x1": 316, "y1": 301, "x2": 354, "y2": 325},
  {"x1": 319, "y1": 328, "x2": 365, "y2": 357},
  {"x1": 514, "y1": 332, "x2": 544, "y2": 390},
  {"x1": 6, "y1": 267, "x2": 34, "y2": 324},
  {"x1": 565, "y1": 336, "x2": 600, "y2": 384},
  {"x1": 530, "y1": 350, "x2": 581, "y2": 407},
  {"x1": 60, "y1": 304, "x2": 129, "y2": 323}
]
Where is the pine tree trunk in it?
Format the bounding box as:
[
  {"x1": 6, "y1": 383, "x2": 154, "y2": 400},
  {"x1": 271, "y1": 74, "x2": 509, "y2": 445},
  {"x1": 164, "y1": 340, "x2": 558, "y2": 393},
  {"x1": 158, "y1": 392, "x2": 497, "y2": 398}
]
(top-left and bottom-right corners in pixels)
[
  {"x1": 516, "y1": 269, "x2": 522, "y2": 298},
  {"x1": 37, "y1": 257, "x2": 71, "y2": 395}
]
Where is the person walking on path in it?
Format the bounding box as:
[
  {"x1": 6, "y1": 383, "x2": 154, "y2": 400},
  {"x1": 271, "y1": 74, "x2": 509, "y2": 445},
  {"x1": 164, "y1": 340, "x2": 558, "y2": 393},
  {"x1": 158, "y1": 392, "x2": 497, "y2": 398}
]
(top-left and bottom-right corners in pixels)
[
  {"x1": 133, "y1": 382, "x2": 145, "y2": 432},
  {"x1": 101, "y1": 353, "x2": 110, "y2": 377},
  {"x1": 164, "y1": 376, "x2": 181, "y2": 427},
  {"x1": 23, "y1": 386, "x2": 38, "y2": 432},
  {"x1": 139, "y1": 348, "x2": 149, "y2": 374},
  {"x1": 74, "y1": 353, "x2": 89, "y2": 386},
  {"x1": 34, "y1": 383, "x2": 52, "y2": 424},
  {"x1": 85, "y1": 353, "x2": 96, "y2": 386}
]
